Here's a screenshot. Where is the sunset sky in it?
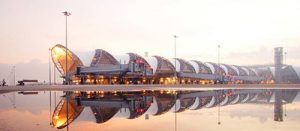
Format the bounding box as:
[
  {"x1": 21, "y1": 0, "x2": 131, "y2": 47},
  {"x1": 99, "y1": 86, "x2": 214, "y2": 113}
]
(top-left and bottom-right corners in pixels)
[{"x1": 1, "y1": 0, "x2": 300, "y2": 82}]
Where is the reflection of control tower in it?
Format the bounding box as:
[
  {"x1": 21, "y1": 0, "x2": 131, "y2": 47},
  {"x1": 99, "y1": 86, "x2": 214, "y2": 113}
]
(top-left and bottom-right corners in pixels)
[
  {"x1": 274, "y1": 89, "x2": 299, "y2": 122},
  {"x1": 274, "y1": 90, "x2": 283, "y2": 122}
]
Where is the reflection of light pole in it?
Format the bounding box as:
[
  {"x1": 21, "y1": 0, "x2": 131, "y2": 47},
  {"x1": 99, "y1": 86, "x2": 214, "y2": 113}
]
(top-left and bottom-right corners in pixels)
[
  {"x1": 65, "y1": 92, "x2": 69, "y2": 131},
  {"x1": 284, "y1": 90, "x2": 287, "y2": 117},
  {"x1": 49, "y1": 91, "x2": 52, "y2": 125},
  {"x1": 174, "y1": 91, "x2": 177, "y2": 131},
  {"x1": 63, "y1": 11, "x2": 71, "y2": 85},
  {"x1": 49, "y1": 48, "x2": 52, "y2": 85},
  {"x1": 174, "y1": 35, "x2": 178, "y2": 84},
  {"x1": 218, "y1": 91, "x2": 221, "y2": 125}
]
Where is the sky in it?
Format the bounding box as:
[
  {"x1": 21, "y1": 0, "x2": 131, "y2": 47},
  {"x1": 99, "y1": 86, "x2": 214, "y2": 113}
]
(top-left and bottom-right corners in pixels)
[{"x1": 1, "y1": 0, "x2": 300, "y2": 83}]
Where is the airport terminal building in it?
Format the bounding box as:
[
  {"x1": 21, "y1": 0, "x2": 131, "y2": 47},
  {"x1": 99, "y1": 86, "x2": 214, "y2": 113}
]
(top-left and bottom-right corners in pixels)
[{"x1": 51, "y1": 44, "x2": 300, "y2": 85}]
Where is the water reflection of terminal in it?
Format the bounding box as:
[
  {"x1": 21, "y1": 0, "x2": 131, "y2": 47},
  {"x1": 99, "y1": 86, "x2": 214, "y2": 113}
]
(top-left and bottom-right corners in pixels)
[{"x1": 51, "y1": 89, "x2": 299, "y2": 129}]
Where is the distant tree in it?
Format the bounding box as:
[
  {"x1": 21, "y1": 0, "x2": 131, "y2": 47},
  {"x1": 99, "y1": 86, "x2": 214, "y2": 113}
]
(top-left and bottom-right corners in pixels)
[{"x1": 2, "y1": 79, "x2": 6, "y2": 86}]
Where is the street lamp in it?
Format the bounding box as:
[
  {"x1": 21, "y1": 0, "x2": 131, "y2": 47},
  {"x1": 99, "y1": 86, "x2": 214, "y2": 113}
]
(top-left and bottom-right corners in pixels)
[
  {"x1": 174, "y1": 35, "x2": 178, "y2": 84},
  {"x1": 13, "y1": 66, "x2": 15, "y2": 86},
  {"x1": 217, "y1": 45, "x2": 221, "y2": 82},
  {"x1": 62, "y1": 11, "x2": 71, "y2": 85},
  {"x1": 62, "y1": 11, "x2": 71, "y2": 131},
  {"x1": 218, "y1": 45, "x2": 220, "y2": 65},
  {"x1": 284, "y1": 52, "x2": 287, "y2": 65},
  {"x1": 49, "y1": 48, "x2": 52, "y2": 85}
]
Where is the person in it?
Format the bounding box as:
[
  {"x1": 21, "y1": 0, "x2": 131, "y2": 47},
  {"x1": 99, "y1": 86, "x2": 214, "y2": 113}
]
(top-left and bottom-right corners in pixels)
[{"x1": 2, "y1": 79, "x2": 6, "y2": 86}]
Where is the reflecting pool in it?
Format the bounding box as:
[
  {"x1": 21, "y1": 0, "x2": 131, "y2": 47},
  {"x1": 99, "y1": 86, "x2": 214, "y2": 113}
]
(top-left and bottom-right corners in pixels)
[{"x1": 1, "y1": 89, "x2": 300, "y2": 131}]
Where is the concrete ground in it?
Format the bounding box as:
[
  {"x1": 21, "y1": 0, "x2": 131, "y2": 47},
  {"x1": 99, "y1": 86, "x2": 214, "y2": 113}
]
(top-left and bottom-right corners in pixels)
[{"x1": 1, "y1": 84, "x2": 300, "y2": 93}]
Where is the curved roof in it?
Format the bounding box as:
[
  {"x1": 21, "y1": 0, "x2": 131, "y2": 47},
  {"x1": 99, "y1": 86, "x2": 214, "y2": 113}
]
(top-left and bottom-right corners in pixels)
[
  {"x1": 205, "y1": 62, "x2": 226, "y2": 75},
  {"x1": 90, "y1": 106, "x2": 120, "y2": 123},
  {"x1": 51, "y1": 44, "x2": 83, "y2": 75},
  {"x1": 230, "y1": 65, "x2": 240, "y2": 75},
  {"x1": 145, "y1": 56, "x2": 158, "y2": 74},
  {"x1": 241, "y1": 94, "x2": 250, "y2": 103},
  {"x1": 205, "y1": 96, "x2": 216, "y2": 108},
  {"x1": 281, "y1": 66, "x2": 300, "y2": 83},
  {"x1": 190, "y1": 60, "x2": 212, "y2": 74},
  {"x1": 150, "y1": 56, "x2": 175, "y2": 76},
  {"x1": 170, "y1": 58, "x2": 196, "y2": 73},
  {"x1": 223, "y1": 94, "x2": 239, "y2": 106},
  {"x1": 112, "y1": 53, "x2": 151, "y2": 67},
  {"x1": 190, "y1": 96, "x2": 213, "y2": 110},
  {"x1": 230, "y1": 95, "x2": 240, "y2": 104},
  {"x1": 219, "y1": 96, "x2": 229, "y2": 106},
  {"x1": 154, "y1": 94, "x2": 176, "y2": 115},
  {"x1": 128, "y1": 103, "x2": 151, "y2": 119},
  {"x1": 236, "y1": 94, "x2": 248, "y2": 103},
  {"x1": 90, "y1": 49, "x2": 119, "y2": 66},
  {"x1": 233, "y1": 65, "x2": 248, "y2": 76},
  {"x1": 220, "y1": 65, "x2": 228, "y2": 75},
  {"x1": 248, "y1": 68, "x2": 258, "y2": 76},
  {"x1": 293, "y1": 67, "x2": 300, "y2": 79},
  {"x1": 206, "y1": 95, "x2": 226, "y2": 108},
  {"x1": 241, "y1": 67, "x2": 251, "y2": 76},
  {"x1": 52, "y1": 96, "x2": 84, "y2": 129},
  {"x1": 250, "y1": 68, "x2": 259, "y2": 76},
  {"x1": 221, "y1": 64, "x2": 238, "y2": 76},
  {"x1": 174, "y1": 98, "x2": 196, "y2": 113},
  {"x1": 128, "y1": 53, "x2": 151, "y2": 68},
  {"x1": 255, "y1": 67, "x2": 274, "y2": 80}
]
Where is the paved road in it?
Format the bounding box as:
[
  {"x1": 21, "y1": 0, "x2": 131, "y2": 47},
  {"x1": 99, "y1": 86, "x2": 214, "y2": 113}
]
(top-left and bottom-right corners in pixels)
[{"x1": 1, "y1": 84, "x2": 300, "y2": 92}]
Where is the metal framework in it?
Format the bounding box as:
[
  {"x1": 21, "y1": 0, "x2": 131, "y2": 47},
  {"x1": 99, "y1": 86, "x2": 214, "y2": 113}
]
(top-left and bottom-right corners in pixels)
[
  {"x1": 153, "y1": 56, "x2": 175, "y2": 76},
  {"x1": 191, "y1": 60, "x2": 212, "y2": 74},
  {"x1": 51, "y1": 44, "x2": 83, "y2": 76},
  {"x1": 91, "y1": 49, "x2": 120, "y2": 66},
  {"x1": 175, "y1": 58, "x2": 196, "y2": 73}
]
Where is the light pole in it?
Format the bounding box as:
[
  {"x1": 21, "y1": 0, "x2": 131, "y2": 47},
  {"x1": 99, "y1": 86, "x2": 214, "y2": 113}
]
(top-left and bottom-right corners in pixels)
[
  {"x1": 174, "y1": 35, "x2": 178, "y2": 84},
  {"x1": 217, "y1": 45, "x2": 220, "y2": 70},
  {"x1": 284, "y1": 52, "x2": 287, "y2": 65},
  {"x1": 62, "y1": 11, "x2": 71, "y2": 131},
  {"x1": 63, "y1": 11, "x2": 71, "y2": 85},
  {"x1": 13, "y1": 66, "x2": 15, "y2": 86},
  {"x1": 217, "y1": 45, "x2": 221, "y2": 82},
  {"x1": 53, "y1": 63, "x2": 56, "y2": 85},
  {"x1": 49, "y1": 48, "x2": 52, "y2": 85}
]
